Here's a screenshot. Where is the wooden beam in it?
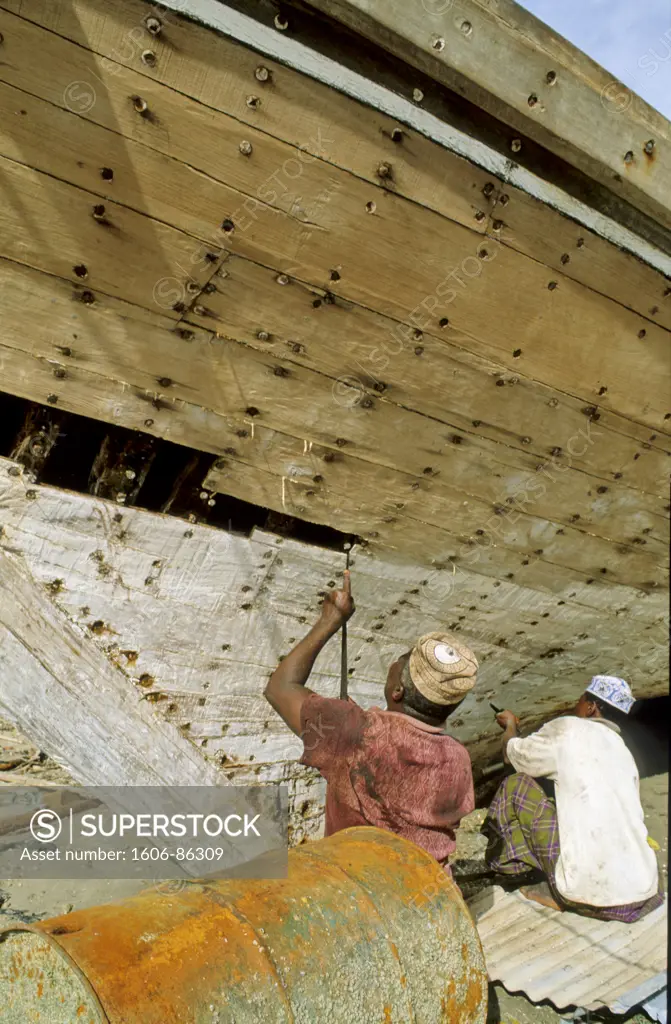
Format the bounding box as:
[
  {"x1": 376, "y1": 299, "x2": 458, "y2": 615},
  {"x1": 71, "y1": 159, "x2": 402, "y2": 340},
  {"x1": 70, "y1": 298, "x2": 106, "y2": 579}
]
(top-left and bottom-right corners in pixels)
[
  {"x1": 0, "y1": 546, "x2": 223, "y2": 786},
  {"x1": 159, "y1": 451, "x2": 218, "y2": 520},
  {"x1": 300, "y1": 0, "x2": 671, "y2": 232},
  {"x1": 8, "y1": 403, "x2": 67, "y2": 480},
  {"x1": 89, "y1": 431, "x2": 158, "y2": 505}
]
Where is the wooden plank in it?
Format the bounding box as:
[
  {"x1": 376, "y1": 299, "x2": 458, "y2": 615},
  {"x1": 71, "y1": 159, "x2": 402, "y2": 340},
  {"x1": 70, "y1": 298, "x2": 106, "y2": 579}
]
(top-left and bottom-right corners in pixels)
[
  {"x1": 1, "y1": 3, "x2": 669, "y2": 340},
  {"x1": 1, "y1": 17, "x2": 667, "y2": 432},
  {"x1": 0, "y1": 156, "x2": 223, "y2": 316},
  {"x1": 0, "y1": 259, "x2": 667, "y2": 572},
  {"x1": 0, "y1": 2, "x2": 486, "y2": 232},
  {"x1": 180, "y1": 172, "x2": 671, "y2": 433},
  {"x1": 0, "y1": 459, "x2": 665, "y2": 778},
  {"x1": 0, "y1": 535, "x2": 660, "y2": 774},
  {"x1": 493, "y1": 187, "x2": 671, "y2": 332},
  {"x1": 190, "y1": 254, "x2": 671, "y2": 502},
  {"x1": 1, "y1": 71, "x2": 668, "y2": 486},
  {"x1": 1, "y1": 273, "x2": 667, "y2": 594},
  {"x1": 2, "y1": 476, "x2": 663, "y2": 652},
  {"x1": 0, "y1": 9, "x2": 486, "y2": 241},
  {"x1": 5, "y1": 321, "x2": 662, "y2": 599},
  {"x1": 301, "y1": 0, "x2": 671, "y2": 231},
  {"x1": 204, "y1": 444, "x2": 667, "y2": 592},
  {"x1": 4, "y1": 0, "x2": 669, "y2": 311},
  {"x1": 0, "y1": 547, "x2": 223, "y2": 787}
]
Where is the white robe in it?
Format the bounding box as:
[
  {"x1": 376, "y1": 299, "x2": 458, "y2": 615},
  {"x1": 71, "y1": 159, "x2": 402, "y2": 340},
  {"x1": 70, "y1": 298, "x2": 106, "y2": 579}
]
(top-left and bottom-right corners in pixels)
[{"x1": 507, "y1": 717, "x2": 658, "y2": 907}]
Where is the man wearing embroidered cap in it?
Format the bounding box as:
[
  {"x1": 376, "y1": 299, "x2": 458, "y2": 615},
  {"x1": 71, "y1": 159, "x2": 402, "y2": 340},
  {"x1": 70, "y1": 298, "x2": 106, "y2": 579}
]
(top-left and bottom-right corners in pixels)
[
  {"x1": 265, "y1": 573, "x2": 477, "y2": 870},
  {"x1": 483, "y1": 675, "x2": 663, "y2": 920}
]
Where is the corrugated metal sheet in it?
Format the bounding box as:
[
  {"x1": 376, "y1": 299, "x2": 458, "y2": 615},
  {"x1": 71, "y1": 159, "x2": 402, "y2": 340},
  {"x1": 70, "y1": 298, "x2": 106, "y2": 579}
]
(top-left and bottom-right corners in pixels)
[
  {"x1": 470, "y1": 886, "x2": 667, "y2": 1012},
  {"x1": 611, "y1": 972, "x2": 667, "y2": 1022},
  {"x1": 642, "y1": 983, "x2": 667, "y2": 1023}
]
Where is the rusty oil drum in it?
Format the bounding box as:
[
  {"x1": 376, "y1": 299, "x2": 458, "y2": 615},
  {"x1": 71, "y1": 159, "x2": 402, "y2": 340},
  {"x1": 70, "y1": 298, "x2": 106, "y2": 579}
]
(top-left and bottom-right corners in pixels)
[{"x1": 0, "y1": 827, "x2": 487, "y2": 1023}]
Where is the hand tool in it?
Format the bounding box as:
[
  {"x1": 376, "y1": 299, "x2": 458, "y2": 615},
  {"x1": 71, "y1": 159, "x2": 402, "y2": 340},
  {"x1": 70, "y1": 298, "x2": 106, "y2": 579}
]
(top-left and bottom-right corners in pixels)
[{"x1": 340, "y1": 543, "x2": 352, "y2": 700}]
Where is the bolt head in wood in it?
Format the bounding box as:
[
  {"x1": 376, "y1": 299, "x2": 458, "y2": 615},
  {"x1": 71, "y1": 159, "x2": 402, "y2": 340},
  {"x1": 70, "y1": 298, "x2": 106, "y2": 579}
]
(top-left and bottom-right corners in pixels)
[
  {"x1": 511, "y1": 138, "x2": 522, "y2": 153},
  {"x1": 644, "y1": 139, "x2": 655, "y2": 154},
  {"x1": 255, "y1": 65, "x2": 270, "y2": 82},
  {"x1": 239, "y1": 140, "x2": 253, "y2": 155},
  {"x1": 377, "y1": 162, "x2": 392, "y2": 179},
  {"x1": 246, "y1": 95, "x2": 260, "y2": 109},
  {"x1": 412, "y1": 88, "x2": 424, "y2": 103},
  {"x1": 145, "y1": 16, "x2": 162, "y2": 35},
  {"x1": 460, "y1": 20, "x2": 473, "y2": 36},
  {"x1": 274, "y1": 14, "x2": 289, "y2": 30},
  {"x1": 432, "y1": 36, "x2": 445, "y2": 51},
  {"x1": 132, "y1": 96, "x2": 148, "y2": 113},
  {"x1": 141, "y1": 50, "x2": 157, "y2": 66},
  {"x1": 276, "y1": 274, "x2": 290, "y2": 285}
]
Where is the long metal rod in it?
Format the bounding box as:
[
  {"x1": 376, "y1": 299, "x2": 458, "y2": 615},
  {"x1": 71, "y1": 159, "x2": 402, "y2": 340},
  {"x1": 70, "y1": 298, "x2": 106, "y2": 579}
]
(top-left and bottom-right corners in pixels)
[{"x1": 340, "y1": 544, "x2": 352, "y2": 701}]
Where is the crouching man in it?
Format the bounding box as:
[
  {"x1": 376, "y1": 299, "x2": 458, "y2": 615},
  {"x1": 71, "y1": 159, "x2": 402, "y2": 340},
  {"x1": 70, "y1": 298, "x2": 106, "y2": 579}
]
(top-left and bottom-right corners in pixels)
[
  {"x1": 264, "y1": 572, "x2": 478, "y2": 871},
  {"x1": 484, "y1": 675, "x2": 663, "y2": 919}
]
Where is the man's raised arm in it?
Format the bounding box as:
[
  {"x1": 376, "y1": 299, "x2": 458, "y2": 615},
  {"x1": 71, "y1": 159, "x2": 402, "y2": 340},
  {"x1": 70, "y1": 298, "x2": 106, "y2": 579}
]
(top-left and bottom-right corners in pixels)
[{"x1": 264, "y1": 571, "x2": 354, "y2": 735}]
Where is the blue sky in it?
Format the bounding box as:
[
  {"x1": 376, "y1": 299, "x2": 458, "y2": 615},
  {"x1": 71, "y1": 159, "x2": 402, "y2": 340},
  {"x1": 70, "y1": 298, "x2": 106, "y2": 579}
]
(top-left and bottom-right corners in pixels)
[{"x1": 518, "y1": 0, "x2": 671, "y2": 118}]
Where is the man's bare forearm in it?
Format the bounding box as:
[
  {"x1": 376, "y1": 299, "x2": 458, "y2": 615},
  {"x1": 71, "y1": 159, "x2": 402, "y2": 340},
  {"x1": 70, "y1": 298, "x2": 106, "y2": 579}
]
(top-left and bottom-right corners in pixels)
[
  {"x1": 501, "y1": 723, "x2": 519, "y2": 764},
  {"x1": 264, "y1": 574, "x2": 354, "y2": 736},
  {"x1": 265, "y1": 619, "x2": 338, "y2": 705}
]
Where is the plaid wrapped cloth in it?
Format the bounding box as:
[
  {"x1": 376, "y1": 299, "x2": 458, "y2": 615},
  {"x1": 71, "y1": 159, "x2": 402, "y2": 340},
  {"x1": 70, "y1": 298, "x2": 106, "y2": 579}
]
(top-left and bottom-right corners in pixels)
[{"x1": 484, "y1": 773, "x2": 664, "y2": 923}]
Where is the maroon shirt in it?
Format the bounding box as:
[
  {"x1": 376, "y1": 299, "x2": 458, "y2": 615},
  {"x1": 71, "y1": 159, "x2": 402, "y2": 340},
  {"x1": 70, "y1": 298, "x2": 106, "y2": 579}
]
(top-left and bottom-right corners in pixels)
[{"x1": 300, "y1": 693, "x2": 474, "y2": 866}]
